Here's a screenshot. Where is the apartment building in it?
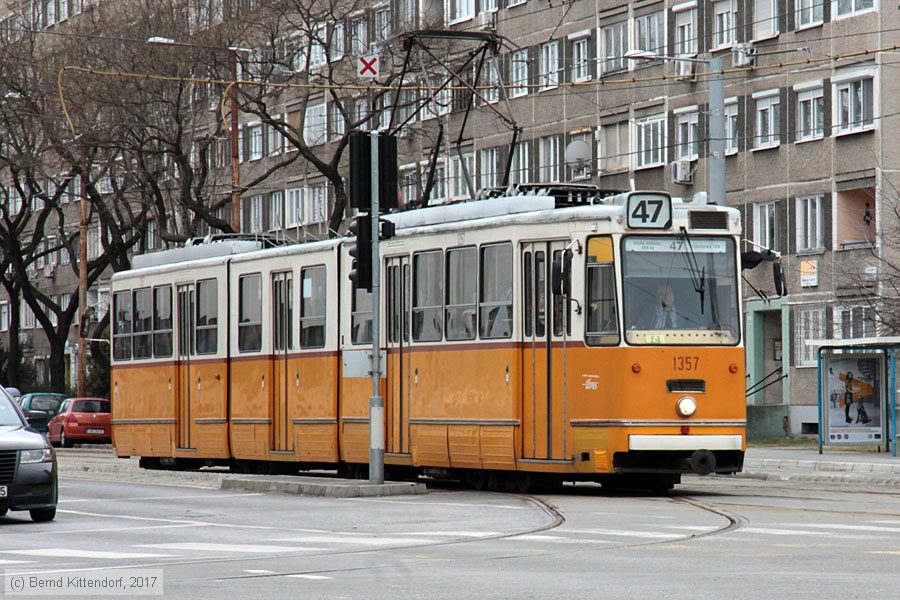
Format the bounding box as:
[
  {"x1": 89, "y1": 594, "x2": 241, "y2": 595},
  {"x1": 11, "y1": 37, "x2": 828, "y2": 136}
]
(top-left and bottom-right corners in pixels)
[{"x1": 0, "y1": 0, "x2": 895, "y2": 437}]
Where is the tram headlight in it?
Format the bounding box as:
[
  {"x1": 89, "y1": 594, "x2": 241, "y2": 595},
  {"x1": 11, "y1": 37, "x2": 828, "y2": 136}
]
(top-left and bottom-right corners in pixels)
[{"x1": 676, "y1": 396, "x2": 697, "y2": 418}]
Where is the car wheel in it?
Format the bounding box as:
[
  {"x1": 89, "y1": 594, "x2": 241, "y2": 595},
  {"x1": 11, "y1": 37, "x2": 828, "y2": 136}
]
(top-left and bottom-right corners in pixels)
[
  {"x1": 29, "y1": 507, "x2": 56, "y2": 522},
  {"x1": 60, "y1": 429, "x2": 72, "y2": 448}
]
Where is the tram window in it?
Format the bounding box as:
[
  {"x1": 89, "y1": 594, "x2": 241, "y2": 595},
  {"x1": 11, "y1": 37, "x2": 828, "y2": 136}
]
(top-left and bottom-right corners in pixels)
[
  {"x1": 132, "y1": 287, "x2": 153, "y2": 359},
  {"x1": 351, "y1": 284, "x2": 373, "y2": 345},
  {"x1": 238, "y1": 274, "x2": 261, "y2": 352},
  {"x1": 535, "y1": 251, "x2": 546, "y2": 338},
  {"x1": 552, "y1": 250, "x2": 571, "y2": 337},
  {"x1": 153, "y1": 285, "x2": 173, "y2": 358},
  {"x1": 413, "y1": 251, "x2": 443, "y2": 342},
  {"x1": 196, "y1": 279, "x2": 219, "y2": 354},
  {"x1": 273, "y1": 273, "x2": 293, "y2": 351},
  {"x1": 480, "y1": 243, "x2": 513, "y2": 339},
  {"x1": 524, "y1": 253, "x2": 532, "y2": 337},
  {"x1": 112, "y1": 290, "x2": 132, "y2": 361},
  {"x1": 300, "y1": 266, "x2": 326, "y2": 348},
  {"x1": 585, "y1": 236, "x2": 619, "y2": 346},
  {"x1": 446, "y1": 246, "x2": 477, "y2": 341}
]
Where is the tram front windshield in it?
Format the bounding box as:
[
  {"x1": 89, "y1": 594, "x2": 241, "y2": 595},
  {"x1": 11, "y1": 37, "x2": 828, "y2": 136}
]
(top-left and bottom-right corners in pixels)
[{"x1": 622, "y1": 236, "x2": 739, "y2": 345}]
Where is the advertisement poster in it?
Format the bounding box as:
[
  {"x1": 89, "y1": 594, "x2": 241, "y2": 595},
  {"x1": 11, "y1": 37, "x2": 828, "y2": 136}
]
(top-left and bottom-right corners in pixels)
[{"x1": 824, "y1": 356, "x2": 884, "y2": 445}]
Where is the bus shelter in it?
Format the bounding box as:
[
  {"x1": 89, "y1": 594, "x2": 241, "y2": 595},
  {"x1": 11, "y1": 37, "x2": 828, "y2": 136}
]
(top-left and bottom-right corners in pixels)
[{"x1": 808, "y1": 338, "x2": 900, "y2": 456}]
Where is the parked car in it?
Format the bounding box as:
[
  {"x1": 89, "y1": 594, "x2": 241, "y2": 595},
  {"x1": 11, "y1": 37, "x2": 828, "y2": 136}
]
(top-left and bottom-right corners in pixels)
[
  {"x1": 17, "y1": 393, "x2": 67, "y2": 433},
  {"x1": 48, "y1": 398, "x2": 111, "y2": 448},
  {"x1": 0, "y1": 386, "x2": 58, "y2": 522}
]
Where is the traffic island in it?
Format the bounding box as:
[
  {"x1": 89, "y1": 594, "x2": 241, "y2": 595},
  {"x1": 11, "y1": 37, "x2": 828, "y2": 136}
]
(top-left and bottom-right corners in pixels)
[{"x1": 221, "y1": 475, "x2": 427, "y2": 497}]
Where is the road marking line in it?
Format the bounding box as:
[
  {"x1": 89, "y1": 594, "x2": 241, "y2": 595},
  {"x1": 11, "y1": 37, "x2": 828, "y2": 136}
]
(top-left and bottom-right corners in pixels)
[
  {"x1": 774, "y1": 523, "x2": 900, "y2": 534},
  {"x1": 59, "y1": 493, "x2": 263, "y2": 504},
  {"x1": 243, "y1": 570, "x2": 276, "y2": 574},
  {"x1": 0, "y1": 560, "x2": 35, "y2": 565},
  {"x1": 1, "y1": 549, "x2": 175, "y2": 559},
  {"x1": 866, "y1": 550, "x2": 900, "y2": 555},
  {"x1": 556, "y1": 529, "x2": 682, "y2": 539},
  {"x1": 286, "y1": 574, "x2": 332, "y2": 580},
  {"x1": 58, "y1": 509, "x2": 275, "y2": 530},
  {"x1": 340, "y1": 498, "x2": 526, "y2": 510},
  {"x1": 662, "y1": 526, "x2": 721, "y2": 531},
  {"x1": 394, "y1": 532, "x2": 498, "y2": 537},
  {"x1": 33, "y1": 524, "x2": 205, "y2": 536},
  {"x1": 737, "y1": 528, "x2": 829, "y2": 536},
  {"x1": 506, "y1": 535, "x2": 614, "y2": 544},
  {"x1": 273, "y1": 536, "x2": 433, "y2": 545},
  {"x1": 135, "y1": 543, "x2": 327, "y2": 554}
]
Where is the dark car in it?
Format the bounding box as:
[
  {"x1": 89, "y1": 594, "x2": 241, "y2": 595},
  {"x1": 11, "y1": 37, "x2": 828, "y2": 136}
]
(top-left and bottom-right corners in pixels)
[
  {"x1": 0, "y1": 387, "x2": 58, "y2": 522},
  {"x1": 48, "y1": 398, "x2": 112, "y2": 447},
  {"x1": 17, "y1": 393, "x2": 67, "y2": 433}
]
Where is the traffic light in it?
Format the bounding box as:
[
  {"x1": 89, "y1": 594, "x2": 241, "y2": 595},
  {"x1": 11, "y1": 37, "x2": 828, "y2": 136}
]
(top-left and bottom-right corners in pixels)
[
  {"x1": 348, "y1": 131, "x2": 399, "y2": 211},
  {"x1": 348, "y1": 214, "x2": 373, "y2": 292}
]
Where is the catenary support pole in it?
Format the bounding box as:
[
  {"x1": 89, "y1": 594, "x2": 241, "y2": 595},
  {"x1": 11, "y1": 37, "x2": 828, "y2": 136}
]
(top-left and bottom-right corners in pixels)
[
  {"x1": 369, "y1": 134, "x2": 385, "y2": 485},
  {"x1": 707, "y1": 56, "x2": 726, "y2": 204}
]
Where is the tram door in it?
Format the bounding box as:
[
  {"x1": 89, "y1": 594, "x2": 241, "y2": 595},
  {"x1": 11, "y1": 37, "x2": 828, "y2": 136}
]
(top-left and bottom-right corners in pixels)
[
  {"x1": 271, "y1": 272, "x2": 293, "y2": 452},
  {"x1": 175, "y1": 284, "x2": 195, "y2": 450},
  {"x1": 521, "y1": 242, "x2": 569, "y2": 460},
  {"x1": 385, "y1": 257, "x2": 411, "y2": 455}
]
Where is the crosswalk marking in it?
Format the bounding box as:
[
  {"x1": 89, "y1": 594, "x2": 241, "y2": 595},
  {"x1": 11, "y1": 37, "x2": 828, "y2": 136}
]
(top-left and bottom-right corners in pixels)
[
  {"x1": 286, "y1": 574, "x2": 333, "y2": 580},
  {"x1": 505, "y1": 534, "x2": 611, "y2": 544},
  {"x1": 557, "y1": 528, "x2": 682, "y2": 539},
  {"x1": 1, "y1": 549, "x2": 175, "y2": 559},
  {"x1": 135, "y1": 543, "x2": 326, "y2": 553},
  {"x1": 0, "y1": 559, "x2": 34, "y2": 565},
  {"x1": 244, "y1": 570, "x2": 275, "y2": 574},
  {"x1": 775, "y1": 523, "x2": 900, "y2": 534},
  {"x1": 737, "y1": 528, "x2": 829, "y2": 536},
  {"x1": 273, "y1": 536, "x2": 433, "y2": 545}
]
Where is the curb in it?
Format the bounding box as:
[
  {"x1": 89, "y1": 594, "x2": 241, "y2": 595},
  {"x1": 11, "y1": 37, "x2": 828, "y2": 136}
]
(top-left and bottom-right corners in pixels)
[
  {"x1": 221, "y1": 477, "x2": 427, "y2": 498},
  {"x1": 737, "y1": 470, "x2": 900, "y2": 487},
  {"x1": 745, "y1": 459, "x2": 900, "y2": 475}
]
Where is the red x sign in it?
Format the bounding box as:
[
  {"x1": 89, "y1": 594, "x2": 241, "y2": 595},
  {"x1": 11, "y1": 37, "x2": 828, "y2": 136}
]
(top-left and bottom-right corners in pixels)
[{"x1": 358, "y1": 54, "x2": 380, "y2": 78}]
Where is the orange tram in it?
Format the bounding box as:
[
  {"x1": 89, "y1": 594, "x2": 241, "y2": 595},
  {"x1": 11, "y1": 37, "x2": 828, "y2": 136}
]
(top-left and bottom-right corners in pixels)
[{"x1": 111, "y1": 186, "x2": 746, "y2": 491}]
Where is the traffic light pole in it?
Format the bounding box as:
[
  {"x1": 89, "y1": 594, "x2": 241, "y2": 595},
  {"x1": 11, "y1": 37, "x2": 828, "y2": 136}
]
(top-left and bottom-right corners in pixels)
[{"x1": 369, "y1": 134, "x2": 384, "y2": 485}]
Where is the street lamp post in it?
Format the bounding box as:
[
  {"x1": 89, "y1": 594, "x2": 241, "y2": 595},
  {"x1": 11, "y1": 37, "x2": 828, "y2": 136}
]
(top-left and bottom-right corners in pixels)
[{"x1": 624, "y1": 51, "x2": 726, "y2": 203}]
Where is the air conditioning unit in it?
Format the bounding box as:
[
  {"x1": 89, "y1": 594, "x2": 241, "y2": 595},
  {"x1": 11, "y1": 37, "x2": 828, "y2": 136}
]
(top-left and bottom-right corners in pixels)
[
  {"x1": 478, "y1": 11, "x2": 496, "y2": 30},
  {"x1": 733, "y1": 43, "x2": 756, "y2": 68},
  {"x1": 671, "y1": 159, "x2": 694, "y2": 184}
]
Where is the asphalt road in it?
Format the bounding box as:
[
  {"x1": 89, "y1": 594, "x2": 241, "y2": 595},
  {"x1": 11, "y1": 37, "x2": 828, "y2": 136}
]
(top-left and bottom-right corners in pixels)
[{"x1": 2, "y1": 469, "x2": 899, "y2": 599}]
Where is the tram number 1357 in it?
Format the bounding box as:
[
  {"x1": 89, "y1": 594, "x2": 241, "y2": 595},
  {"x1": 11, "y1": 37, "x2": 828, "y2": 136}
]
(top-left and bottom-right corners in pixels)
[{"x1": 673, "y1": 356, "x2": 699, "y2": 371}]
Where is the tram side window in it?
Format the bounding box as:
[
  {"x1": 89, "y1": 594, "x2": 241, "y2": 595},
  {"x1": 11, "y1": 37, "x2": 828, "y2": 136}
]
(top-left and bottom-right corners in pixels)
[
  {"x1": 585, "y1": 236, "x2": 620, "y2": 346},
  {"x1": 300, "y1": 266, "x2": 326, "y2": 348},
  {"x1": 132, "y1": 287, "x2": 152, "y2": 359},
  {"x1": 480, "y1": 243, "x2": 513, "y2": 339},
  {"x1": 153, "y1": 285, "x2": 173, "y2": 358},
  {"x1": 413, "y1": 251, "x2": 443, "y2": 342},
  {"x1": 196, "y1": 278, "x2": 219, "y2": 354},
  {"x1": 552, "y1": 250, "x2": 572, "y2": 337},
  {"x1": 112, "y1": 290, "x2": 132, "y2": 361},
  {"x1": 446, "y1": 246, "x2": 477, "y2": 341},
  {"x1": 238, "y1": 274, "x2": 262, "y2": 352},
  {"x1": 351, "y1": 284, "x2": 373, "y2": 345}
]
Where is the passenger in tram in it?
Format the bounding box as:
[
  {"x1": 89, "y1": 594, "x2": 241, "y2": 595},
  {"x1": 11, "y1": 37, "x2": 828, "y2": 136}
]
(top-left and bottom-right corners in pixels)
[{"x1": 653, "y1": 283, "x2": 679, "y2": 329}]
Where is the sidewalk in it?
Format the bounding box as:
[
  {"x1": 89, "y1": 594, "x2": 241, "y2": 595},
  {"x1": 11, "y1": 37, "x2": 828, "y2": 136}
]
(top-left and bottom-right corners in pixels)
[{"x1": 739, "y1": 445, "x2": 900, "y2": 487}]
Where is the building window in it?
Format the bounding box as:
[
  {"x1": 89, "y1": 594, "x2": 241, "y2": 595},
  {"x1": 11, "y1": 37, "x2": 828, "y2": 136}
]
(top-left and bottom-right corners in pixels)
[
  {"x1": 675, "y1": 110, "x2": 700, "y2": 160},
  {"x1": 350, "y1": 18, "x2": 367, "y2": 55},
  {"x1": 304, "y1": 103, "x2": 327, "y2": 145},
  {"x1": 673, "y1": 7, "x2": 697, "y2": 76},
  {"x1": 753, "y1": 201, "x2": 778, "y2": 250},
  {"x1": 725, "y1": 98, "x2": 738, "y2": 154},
  {"x1": 754, "y1": 0, "x2": 779, "y2": 39},
  {"x1": 248, "y1": 124, "x2": 263, "y2": 160},
  {"x1": 306, "y1": 184, "x2": 329, "y2": 224},
  {"x1": 451, "y1": 0, "x2": 474, "y2": 22},
  {"x1": 479, "y1": 147, "x2": 499, "y2": 189},
  {"x1": 329, "y1": 103, "x2": 345, "y2": 140},
  {"x1": 270, "y1": 191, "x2": 285, "y2": 231},
  {"x1": 796, "y1": 85, "x2": 825, "y2": 141},
  {"x1": 511, "y1": 49, "x2": 529, "y2": 97},
  {"x1": 754, "y1": 91, "x2": 781, "y2": 149},
  {"x1": 400, "y1": 165, "x2": 418, "y2": 204},
  {"x1": 373, "y1": 6, "x2": 392, "y2": 45},
  {"x1": 449, "y1": 153, "x2": 474, "y2": 199},
  {"x1": 482, "y1": 58, "x2": 500, "y2": 103},
  {"x1": 248, "y1": 194, "x2": 265, "y2": 233},
  {"x1": 835, "y1": 305, "x2": 877, "y2": 339},
  {"x1": 539, "y1": 136, "x2": 560, "y2": 182},
  {"x1": 634, "y1": 12, "x2": 662, "y2": 56},
  {"x1": 795, "y1": 305, "x2": 825, "y2": 366},
  {"x1": 511, "y1": 142, "x2": 530, "y2": 183},
  {"x1": 796, "y1": 0, "x2": 825, "y2": 27},
  {"x1": 286, "y1": 187, "x2": 304, "y2": 227},
  {"x1": 601, "y1": 22, "x2": 627, "y2": 74},
  {"x1": 539, "y1": 40, "x2": 560, "y2": 89},
  {"x1": 600, "y1": 121, "x2": 629, "y2": 172},
  {"x1": 0, "y1": 301, "x2": 7, "y2": 331},
  {"x1": 713, "y1": 0, "x2": 736, "y2": 48},
  {"x1": 835, "y1": 77, "x2": 874, "y2": 134},
  {"x1": 330, "y1": 21, "x2": 345, "y2": 60},
  {"x1": 571, "y1": 37, "x2": 590, "y2": 82},
  {"x1": 309, "y1": 24, "x2": 327, "y2": 67},
  {"x1": 835, "y1": 0, "x2": 874, "y2": 18},
  {"x1": 796, "y1": 196, "x2": 823, "y2": 252},
  {"x1": 634, "y1": 115, "x2": 666, "y2": 169}
]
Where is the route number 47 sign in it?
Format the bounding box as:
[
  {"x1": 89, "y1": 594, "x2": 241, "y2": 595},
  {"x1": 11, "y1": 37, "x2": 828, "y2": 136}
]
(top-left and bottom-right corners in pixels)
[
  {"x1": 626, "y1": 193, "x2": 672, "y2": 229},
  {"x1": 358, "y1": 55, "x2": 380, "y2": 78}
]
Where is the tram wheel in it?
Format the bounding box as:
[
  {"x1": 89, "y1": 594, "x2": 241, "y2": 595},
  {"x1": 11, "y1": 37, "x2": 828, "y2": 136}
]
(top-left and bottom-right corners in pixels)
[
  {"x1": 468, "y1": 470, "x2": 487, "y2": 491},
  {"x1": 512, "y1": 473, "x2": 532, "y2": 494},
  {"x1": 485, "y1": 472, "x2": 501, "y2": 492}
]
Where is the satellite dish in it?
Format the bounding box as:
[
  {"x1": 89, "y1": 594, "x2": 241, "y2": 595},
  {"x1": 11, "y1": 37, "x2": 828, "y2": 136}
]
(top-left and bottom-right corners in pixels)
[{"x1": 564, "y1": 139, "x2": 592, "y2": 169}]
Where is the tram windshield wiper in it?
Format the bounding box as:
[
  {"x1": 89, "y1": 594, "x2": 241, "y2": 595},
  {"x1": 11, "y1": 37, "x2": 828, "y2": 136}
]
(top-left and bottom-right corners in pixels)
[{"x1": 678, "y1": 227, "x2": 705, "y2": 315}]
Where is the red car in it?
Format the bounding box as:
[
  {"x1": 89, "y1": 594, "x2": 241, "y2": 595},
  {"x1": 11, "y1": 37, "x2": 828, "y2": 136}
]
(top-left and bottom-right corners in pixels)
[{"x1": 48, "y1": 398, "x2": 112, "y2": 447}]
